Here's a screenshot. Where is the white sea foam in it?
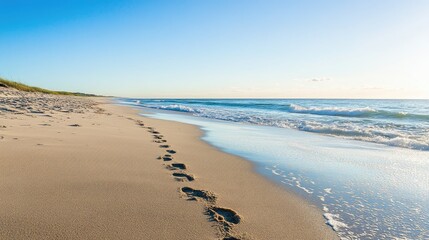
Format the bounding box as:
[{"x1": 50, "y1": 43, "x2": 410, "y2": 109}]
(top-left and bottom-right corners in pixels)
[
  {"x1": 295, "y1": 181, "x2": 313, "y2": 194},
  {"x1": 156, "y1": 104, "x2": 199, "y2": 113},
  {"x1": 323, "y1": 213, "x2": 349, "y2": 231},
  {"x1": 272, "y1": 169, "x2": 282, "y2": 176},
  {"x1": 288, "y1": 104, "x2": 377, "y2": 117},
  {"x1": 324, "y1": 188, "x2": 332, "y2": 194}
]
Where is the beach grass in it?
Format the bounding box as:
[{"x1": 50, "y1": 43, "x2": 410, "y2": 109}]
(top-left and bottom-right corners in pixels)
[{"x1": 0, "y1": 77, "x2": 97, "y2": 96}]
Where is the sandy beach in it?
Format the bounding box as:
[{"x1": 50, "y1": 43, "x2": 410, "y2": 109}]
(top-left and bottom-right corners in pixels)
[
  {"x1": 3, "y1": 1, "x2": 428, "y2": 238},
  {"x1": 0, "y1": 87, "x2": 337, "y2": 239}
]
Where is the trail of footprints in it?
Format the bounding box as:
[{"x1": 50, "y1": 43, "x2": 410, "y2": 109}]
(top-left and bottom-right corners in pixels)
[{"x1": 133, "y1": 119, "x2": 244, "y2": 240}]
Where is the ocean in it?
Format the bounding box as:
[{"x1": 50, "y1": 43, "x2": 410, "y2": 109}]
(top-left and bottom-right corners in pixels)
[{"x1": 120, "y1": 98, "x2": 429, "y2": 239}]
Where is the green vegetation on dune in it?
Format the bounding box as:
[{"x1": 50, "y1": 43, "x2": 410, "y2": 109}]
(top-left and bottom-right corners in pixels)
[{"x1": 0, "y1": 77, "x2": 97, "y2": 97}]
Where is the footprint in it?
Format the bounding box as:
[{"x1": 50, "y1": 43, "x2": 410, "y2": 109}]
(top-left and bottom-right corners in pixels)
[
  {"x1": 165, "y1": 163, "x2": 186, "y2": 171},
  {"x1": 166, "y1": 149, "x2": 176, "y2": 154},
  {"x1": 159, "y1": 145, "x2": 170, "y2": 148},
  {"x1": 149, "y1": 130, "x2": 160, "y2": 134},
  {"x1": 171, "y1": 163, "x2": 186, "y2": 170},
  {"x1": 173, "y1": 172, "x2": 195, "y2": 181},
  {"x1": 163, "y1": 156, "x2": 173, "y2": 161},
  {"x1": 166, "y1": 163, "x2": 186, "y2": 170},
  {"x1": 69, "y1": 124, "x2": 81, "y2": 127},
  {"x1": 180, "y1": 187, "x2": 244, "y2": 239},
  {"x1": 208, "y1": 207, "x2": 241, "y2": 225},
  {"x1": 153, "y1": 140, "x2": 167, "y2": 143},
  {"x1": 153, "y1": 135, "x2": 163, "y2": 139},
  {"x1": 181, "y1": 187, "x2": 217, "y2": 203},
  {"x1": 208, "y1": 207, "x2": 243, "y2": 239}
]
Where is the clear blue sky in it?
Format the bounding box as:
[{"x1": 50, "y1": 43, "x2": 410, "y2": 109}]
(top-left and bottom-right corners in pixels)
[{"x1": 1, "y1": 0, "x2": 428, "y2": 98}]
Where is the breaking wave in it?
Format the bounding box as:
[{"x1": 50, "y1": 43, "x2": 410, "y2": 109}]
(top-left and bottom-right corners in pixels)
[{"x1": 120, "y1": 99, "x2": 429, "y2": 151}]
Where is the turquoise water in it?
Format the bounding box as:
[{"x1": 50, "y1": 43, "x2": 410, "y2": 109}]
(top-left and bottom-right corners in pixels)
[{"x1": 120, "y1": 99, "x2": 429, "y2": 239}]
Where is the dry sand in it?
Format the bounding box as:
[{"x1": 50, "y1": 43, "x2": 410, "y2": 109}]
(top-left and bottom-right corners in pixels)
[{"x1": 0, "y1": 87, "x2": 337, "y2": 239}]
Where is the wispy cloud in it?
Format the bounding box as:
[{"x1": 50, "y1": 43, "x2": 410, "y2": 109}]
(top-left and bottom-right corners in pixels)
[{"x1": 309, "y1": 78, "x2": 330, "y2": 82}]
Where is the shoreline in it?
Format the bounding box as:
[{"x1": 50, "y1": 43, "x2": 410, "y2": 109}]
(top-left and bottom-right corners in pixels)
[
  {"x1": 111, "y1": 101, "x2": 338, "y2": 239},
  {"x1": 0, "y1": 88, "x2": 337, "y2": 239},
  {"x1": 122, "y1": 99, "x2": 429, "y2": 239}
]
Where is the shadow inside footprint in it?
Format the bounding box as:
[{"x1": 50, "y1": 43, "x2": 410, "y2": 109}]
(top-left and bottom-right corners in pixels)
[
  {"x1": 166, "y1": 163, "x2": 186, "y2": 170},
  {"x1": 223, "y1": 237, "x2": 240, "y2": 240},
  {"x1": 181, "y1": 187, "x2": 217, "y2": 203},
  {"x1": 173, "y1": 172, "x2": 195, "y2": 181},
  {"x1": 171, "y1": 163, "x2": 186, "y2": 170},
  {"x1": 159, "y1": 145, "x2": 170, "y2": 148},
  {"x1": 153, "y1": 135, "x2": 163, "y2": 139},
  {"x1": 135, "y1": 120, "x2": 145, "y2": 127},
  {"x1": 166, "y1": 149, "x2": 176, "y2": 154},
  {"x1": 208, "y1": 207, "x2": 241, "y2": 225},
  {"x1": 163, "y1": 156, "x2": 173, "y2": 161}
]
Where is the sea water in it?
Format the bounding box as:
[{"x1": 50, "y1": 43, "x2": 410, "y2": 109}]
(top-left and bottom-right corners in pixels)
[{"x1": 120, "y1": 99, "x2": 429, "y2": 239}]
